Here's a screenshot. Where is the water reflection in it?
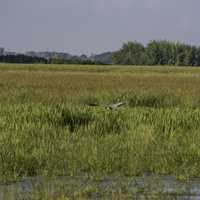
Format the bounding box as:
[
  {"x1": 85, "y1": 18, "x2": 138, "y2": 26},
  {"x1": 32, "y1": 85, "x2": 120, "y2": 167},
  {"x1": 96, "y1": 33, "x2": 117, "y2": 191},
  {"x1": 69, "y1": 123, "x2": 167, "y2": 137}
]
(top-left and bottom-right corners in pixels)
[{"x1": 1, "y1": 175, "x2": 200, "y2": 199}]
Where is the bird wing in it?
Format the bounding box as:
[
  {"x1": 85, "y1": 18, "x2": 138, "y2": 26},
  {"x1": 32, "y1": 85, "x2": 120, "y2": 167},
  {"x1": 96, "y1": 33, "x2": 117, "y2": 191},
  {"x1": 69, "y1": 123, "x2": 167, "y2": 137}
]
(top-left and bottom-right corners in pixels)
[
  {"x1": 113, "y1": 102, "x2": 126, "y2": 108},
  {"x1": 107, "y1": 102, "x2": 126, "y2": 109},
  {"x1": 88, "y1": 102, "x2": 126, "y2": 109}
]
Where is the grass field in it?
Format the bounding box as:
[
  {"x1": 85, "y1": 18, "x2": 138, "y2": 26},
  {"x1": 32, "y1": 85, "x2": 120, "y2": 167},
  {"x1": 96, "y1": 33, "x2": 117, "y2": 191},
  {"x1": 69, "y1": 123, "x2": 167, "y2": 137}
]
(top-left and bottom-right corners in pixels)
[{"x1": 1, "y1": 63, "x2": 200, "y2": 185}]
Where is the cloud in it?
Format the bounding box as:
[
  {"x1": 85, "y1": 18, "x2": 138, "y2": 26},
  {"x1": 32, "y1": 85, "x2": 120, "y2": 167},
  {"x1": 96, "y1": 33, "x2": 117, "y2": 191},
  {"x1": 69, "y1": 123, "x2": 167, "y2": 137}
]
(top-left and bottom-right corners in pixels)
[
  {"x1": 144, "y1": 0, "x2": 161, "y2": 10},
  {"x1": 1, "y1": 0, "x2": 200, "y2": 54},
  {"x1": 91, "y1": 0, "x2": 135, "y2": 16},
  {"x1": 178, "y1": 16, "x2": 192, "y2": 32}
]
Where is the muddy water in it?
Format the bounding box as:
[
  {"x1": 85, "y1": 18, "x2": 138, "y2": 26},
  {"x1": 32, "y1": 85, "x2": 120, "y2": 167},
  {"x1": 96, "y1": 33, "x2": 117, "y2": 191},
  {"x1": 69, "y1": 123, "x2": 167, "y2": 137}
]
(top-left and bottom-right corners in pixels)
[{"x1": 1, "y1": 175, "x2": 200, "y2": 199}]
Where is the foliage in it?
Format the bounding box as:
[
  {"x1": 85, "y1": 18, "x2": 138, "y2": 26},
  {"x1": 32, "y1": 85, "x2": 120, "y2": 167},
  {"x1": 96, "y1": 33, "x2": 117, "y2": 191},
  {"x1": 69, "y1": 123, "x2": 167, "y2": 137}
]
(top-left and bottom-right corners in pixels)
[
  {"x1": 0, "y1": 55, "x2": 106, "y2": 65},
  {"x1": 112, "y1": 41, "x2": 146, "y2": 65},
  {"x1": 0, "y1": 55, "x2": 47, "y2": 64},
  {"x1": 113, "y1": 40, "x2": 200, "y2": 66},
  {"x1": 48, "y1": 57, "x2": 105, "y2": 65}
]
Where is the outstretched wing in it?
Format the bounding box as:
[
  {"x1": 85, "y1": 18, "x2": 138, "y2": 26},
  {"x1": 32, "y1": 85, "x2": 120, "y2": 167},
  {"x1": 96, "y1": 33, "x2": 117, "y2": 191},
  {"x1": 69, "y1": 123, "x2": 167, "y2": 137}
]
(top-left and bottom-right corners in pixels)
[
  {"x1": 88, "y1": 102, "x2": 127, "y2": 110},
  {"x1": 107, "y1": 102, "x2": 127, "y2": 110},
  {"x1": 114, "y1": 102, "x2": 126, "y2": 107}
]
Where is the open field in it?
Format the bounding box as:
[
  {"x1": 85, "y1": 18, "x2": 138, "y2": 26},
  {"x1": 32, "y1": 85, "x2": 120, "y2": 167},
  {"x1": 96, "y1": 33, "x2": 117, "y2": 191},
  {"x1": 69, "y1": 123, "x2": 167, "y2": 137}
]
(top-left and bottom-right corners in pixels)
[{"x1": 1, "y1": 63, "x2": 200, "y2": 187}]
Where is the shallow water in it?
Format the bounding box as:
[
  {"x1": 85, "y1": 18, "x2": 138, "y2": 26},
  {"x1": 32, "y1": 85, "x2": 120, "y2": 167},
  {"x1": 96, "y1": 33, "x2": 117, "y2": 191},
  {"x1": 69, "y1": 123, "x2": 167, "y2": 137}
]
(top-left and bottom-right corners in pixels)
[{"x1": 1, "y1": 175, "x2": 200, "y2": 199}]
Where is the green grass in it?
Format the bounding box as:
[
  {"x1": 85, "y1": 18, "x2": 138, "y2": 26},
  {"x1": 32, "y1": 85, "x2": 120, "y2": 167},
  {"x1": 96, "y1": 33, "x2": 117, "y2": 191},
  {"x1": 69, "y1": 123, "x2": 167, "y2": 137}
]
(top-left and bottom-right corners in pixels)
[{"x1": 0, "y1": 63, "x2": 200, "y2": 183}]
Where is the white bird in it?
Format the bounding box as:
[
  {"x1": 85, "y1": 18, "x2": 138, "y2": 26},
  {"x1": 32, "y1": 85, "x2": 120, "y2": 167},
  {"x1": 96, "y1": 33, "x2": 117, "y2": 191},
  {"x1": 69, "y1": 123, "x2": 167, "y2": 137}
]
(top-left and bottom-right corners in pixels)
[{"x1": 88, "y1": 102, "x2": 127, "y2": 111}]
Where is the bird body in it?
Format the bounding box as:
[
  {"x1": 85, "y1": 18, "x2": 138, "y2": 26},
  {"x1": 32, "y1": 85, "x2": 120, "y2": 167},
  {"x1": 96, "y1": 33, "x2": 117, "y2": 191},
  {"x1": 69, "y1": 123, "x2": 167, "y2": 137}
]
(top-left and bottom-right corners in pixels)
[{"x1": 88, "y1": 102, "x2": 126, "y2": 111}]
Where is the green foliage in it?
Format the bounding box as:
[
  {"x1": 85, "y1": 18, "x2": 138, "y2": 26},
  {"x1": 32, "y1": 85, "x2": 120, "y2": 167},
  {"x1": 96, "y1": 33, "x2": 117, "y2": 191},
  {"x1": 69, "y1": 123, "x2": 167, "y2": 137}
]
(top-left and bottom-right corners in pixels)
[
  {"x1": 146, "y1": 40, "x2": 176, "y2": 65},
  {"x1": 0, "y1": 55, "x2": 47, "y2": 64},
  {"x1": 0, "y1": 55, "x2": 106, "y2": 65},
  {"x1": 48, "y1": 57, "x2": 104, "y2": 65},
  {"x1": 112, "y1": 41, "x2": 146, "y2": 65},
  {"x1": 113, "y1": 40, "x2": 200, "y2": 66}
]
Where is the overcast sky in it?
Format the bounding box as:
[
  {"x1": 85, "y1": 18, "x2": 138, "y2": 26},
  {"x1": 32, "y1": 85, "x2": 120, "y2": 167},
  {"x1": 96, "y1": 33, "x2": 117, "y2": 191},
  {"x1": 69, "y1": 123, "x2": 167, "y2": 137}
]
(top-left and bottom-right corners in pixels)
[{"x1": 0, "y1": 0, "x2": 199, "y2": 55}]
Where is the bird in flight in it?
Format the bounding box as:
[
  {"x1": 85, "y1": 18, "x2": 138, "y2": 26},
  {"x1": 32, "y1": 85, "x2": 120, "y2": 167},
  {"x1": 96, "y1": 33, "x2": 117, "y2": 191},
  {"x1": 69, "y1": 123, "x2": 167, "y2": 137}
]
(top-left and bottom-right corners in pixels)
[{"x1": 87, "y1": 102, "x2": 127, "y2": 111}]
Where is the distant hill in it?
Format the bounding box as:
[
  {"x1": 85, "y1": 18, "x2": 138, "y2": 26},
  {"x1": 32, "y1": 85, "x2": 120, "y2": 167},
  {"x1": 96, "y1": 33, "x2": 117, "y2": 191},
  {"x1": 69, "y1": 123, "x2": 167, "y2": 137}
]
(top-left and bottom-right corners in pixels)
[
  {"x1": 26, "y1": 51, "x2": 73, "y2": 60},
  {"x1": 25, "y1": 51, "x2": 112, "y2": 64},
  {"x1": 91, "y1": 52, "x2": 113, "y2": 64},
  {"x1": 1, "y1": 47, "x2": 114, "y2": 65}
]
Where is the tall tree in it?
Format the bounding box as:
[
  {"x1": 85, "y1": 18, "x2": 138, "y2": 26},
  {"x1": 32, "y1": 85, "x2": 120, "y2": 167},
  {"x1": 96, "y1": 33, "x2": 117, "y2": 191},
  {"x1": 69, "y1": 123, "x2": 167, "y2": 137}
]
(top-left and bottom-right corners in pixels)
[{"x1": 112, "y1": 42, "x2": 146, "y2": 65}]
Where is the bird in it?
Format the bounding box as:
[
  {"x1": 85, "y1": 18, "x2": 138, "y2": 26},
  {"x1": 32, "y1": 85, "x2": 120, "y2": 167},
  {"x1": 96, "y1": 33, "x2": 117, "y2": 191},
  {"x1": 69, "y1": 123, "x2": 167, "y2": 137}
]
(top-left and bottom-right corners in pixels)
[{"x1": 87, "y1": 102, "x2": 127, "y2": 111}]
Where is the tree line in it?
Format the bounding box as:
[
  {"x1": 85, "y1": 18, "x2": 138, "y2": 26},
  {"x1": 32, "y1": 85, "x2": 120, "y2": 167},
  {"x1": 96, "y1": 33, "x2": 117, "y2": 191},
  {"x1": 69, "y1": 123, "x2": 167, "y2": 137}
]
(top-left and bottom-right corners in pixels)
[
  {"x1": 48, "y1": 58, "x2": 104, "y2": 65},
  {"x1": 0, "y1": 55, "x2": 105, "y2": 65},
  {"x1": 0, "y1": 55, "x2": 48, "y2": 64},
  {"x1": 1, "y1": 40, "x2": 200, "y2": 66},
  {"x1": 112, "y1": 40, "x2": 200, "y2": 66}
]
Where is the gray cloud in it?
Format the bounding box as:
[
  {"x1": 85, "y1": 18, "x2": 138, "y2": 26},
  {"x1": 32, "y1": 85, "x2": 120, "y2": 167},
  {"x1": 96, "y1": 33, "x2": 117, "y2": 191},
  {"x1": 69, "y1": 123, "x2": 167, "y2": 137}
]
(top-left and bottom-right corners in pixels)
[{"x1": 0, "y1": 0, "x2": 199, "y2": 55}]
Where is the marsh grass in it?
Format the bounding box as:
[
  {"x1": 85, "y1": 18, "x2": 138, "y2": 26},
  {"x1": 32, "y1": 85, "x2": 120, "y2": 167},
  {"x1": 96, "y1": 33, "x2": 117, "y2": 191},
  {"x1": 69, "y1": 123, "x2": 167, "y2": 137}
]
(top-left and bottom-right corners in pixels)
[{"x1": 0, "y1": 64, "x2": 200, "y2": 184}]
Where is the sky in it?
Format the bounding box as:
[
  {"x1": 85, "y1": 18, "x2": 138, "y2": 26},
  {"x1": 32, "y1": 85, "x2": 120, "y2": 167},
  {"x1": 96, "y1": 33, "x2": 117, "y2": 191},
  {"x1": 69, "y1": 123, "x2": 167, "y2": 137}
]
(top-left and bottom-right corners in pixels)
[{"x1": 0, "y1": 0, "x2": 200, "y2": 55}]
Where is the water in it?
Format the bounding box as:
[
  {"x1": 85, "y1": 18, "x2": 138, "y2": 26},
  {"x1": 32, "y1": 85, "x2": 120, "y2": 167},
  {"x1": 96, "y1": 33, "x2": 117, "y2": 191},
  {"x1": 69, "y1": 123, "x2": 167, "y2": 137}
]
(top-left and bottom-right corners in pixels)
[{"x1": 1, "y1": 175, "x2": 200, "y2": 199}]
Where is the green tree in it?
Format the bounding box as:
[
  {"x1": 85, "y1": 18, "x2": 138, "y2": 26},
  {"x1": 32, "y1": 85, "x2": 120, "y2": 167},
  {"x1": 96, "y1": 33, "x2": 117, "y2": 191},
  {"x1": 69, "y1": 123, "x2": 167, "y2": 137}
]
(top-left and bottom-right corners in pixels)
[
  {"x1": 146, "y1": 40, "x2": 176, "y2": 65},
  {"x1": 112, "y1": 41, "x2": 146, "y2": 65}
]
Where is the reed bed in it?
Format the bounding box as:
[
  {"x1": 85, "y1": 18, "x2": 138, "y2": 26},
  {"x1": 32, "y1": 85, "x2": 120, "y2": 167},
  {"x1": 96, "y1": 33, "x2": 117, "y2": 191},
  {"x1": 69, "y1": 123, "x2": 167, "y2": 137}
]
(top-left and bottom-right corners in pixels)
[{"x1": 0, "y1": 64, "x2": 200, "y2": 183}]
